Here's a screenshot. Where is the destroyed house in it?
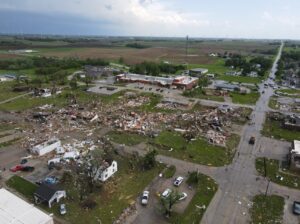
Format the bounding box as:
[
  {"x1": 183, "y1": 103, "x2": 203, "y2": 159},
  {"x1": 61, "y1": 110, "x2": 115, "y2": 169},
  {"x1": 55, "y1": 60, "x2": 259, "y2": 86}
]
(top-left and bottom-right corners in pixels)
[
  {"x1": 34, "y1": 184, "x2": 66, "y2": 208},
  {"x1": 290, "y1": 140, "x2": 300, "y2": 171},
  {"x1": 284, "y1": 115, "x2": 300, "y2": 131},
  {"x1": 95, "y1": 160, "x2": 118, "y2": 182}
]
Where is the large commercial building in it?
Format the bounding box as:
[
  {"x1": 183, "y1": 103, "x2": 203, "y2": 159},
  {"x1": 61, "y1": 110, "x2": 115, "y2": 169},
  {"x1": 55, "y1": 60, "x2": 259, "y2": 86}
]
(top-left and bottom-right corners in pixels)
[
  {"x1": 0, "y1": 188, "x2": 54, "y2": 224},
  {"x1": 116, "y1": 73, "x2": 198, "y2": 90}
]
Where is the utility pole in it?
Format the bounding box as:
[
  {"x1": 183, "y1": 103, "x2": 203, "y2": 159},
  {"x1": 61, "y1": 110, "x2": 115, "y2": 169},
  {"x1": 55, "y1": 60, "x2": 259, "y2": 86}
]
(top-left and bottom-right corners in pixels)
[
  {"x1": 185, "y1": 35, "x2": 189, "y2": 70},
  {"x1": 263, "y1": 157, "x2": 267, "y2": 177}
]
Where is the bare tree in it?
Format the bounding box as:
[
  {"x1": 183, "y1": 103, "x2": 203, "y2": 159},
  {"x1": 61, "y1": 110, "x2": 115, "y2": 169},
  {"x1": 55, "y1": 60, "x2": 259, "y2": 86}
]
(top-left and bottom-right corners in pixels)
[{"x1": 160, "y1": 190, "x2": 181, "y2": 217}]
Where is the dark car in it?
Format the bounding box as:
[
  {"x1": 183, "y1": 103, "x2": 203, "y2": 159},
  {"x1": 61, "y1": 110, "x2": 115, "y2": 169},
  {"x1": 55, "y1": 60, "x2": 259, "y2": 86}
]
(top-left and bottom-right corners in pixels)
[
  {"x1": 293, "y1": 201, "x2": 300, "y2": 215},
  {"x1": 22, "y1": 166, "x2": 35, "y2": 172},
  {"x1": 20, "y1": 159, "x2": 28, "y2": 164},
  {"x1": 249, "y1": 136, "x2": 255, "y2": 145}
]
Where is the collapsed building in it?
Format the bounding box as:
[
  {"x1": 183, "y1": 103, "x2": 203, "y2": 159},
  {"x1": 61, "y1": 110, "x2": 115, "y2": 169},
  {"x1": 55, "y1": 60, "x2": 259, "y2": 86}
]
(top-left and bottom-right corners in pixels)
[{"x1": 116, "y1": 73, "x2": 199, "y2": 90}]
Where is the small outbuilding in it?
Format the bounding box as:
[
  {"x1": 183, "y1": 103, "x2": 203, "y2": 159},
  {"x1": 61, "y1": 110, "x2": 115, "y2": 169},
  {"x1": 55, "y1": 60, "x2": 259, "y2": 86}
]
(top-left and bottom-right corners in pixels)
[
  {"x1": 31, "y1": 138, "x2": 61, "y2": 156},
  {"x1": 34, "y1": 184, "x2": 66, "y2": 208}
]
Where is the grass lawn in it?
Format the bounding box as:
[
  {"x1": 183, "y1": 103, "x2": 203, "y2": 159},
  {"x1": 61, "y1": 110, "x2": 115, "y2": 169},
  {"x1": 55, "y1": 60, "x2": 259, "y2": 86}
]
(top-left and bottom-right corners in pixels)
[
  {"x1": 250, "y1": 194, "x2": 284, "y2": 224},
  {"x1": 163, "y1": 165, "x2": 176, "y2": 178},
  {"x1": 256, "y1": 158, "x2": 300, "y2": 190},
  {"x1": 188, "y1": 59, "x2": 229, "y2": 74},
  {"x1": 6, "y1": 175, "x2": 38, "y2": 200},
  {"x1": 268, "y1": 97, "x2": 278, "y2": 110},
  {"x1": 154, "y1": 131, "x2": 186, "y2": 151},
  {"x1": 230, "y1": 92, "x2": 260, "y2": 105},
  {"x1": 171, "y1": 174, "x2": 218, "y2": 224},
  {"x1": 276, "y1": 88, "x2": 300, "y2": 98},
  {"x1": 277, "y1": 88, "x2": 300, "y2": 94},
  {"x1": 216, "y1": 75, "x2": 262, "y2": 84},
  {"x1": 107, "y1": 131, "x2": 148, "y2": 146},
  {"x1": 154, "y1": 131, "x2": 240, "y2": 167},
  {"x1": 183, "y1": 88, "x2": 225, "y2": 102},
  {"x1": 0, "y1": 82, "x2": 28, "y2": 102},
  {"x1": 261, "y1": 118, "x2": 300, "y2": 141}
]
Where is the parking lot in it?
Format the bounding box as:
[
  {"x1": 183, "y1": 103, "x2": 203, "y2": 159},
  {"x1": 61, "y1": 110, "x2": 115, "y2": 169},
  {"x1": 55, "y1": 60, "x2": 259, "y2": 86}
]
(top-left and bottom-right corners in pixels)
[{"x1": 133, "y1": 170, "x2": 196, "y2": 224}]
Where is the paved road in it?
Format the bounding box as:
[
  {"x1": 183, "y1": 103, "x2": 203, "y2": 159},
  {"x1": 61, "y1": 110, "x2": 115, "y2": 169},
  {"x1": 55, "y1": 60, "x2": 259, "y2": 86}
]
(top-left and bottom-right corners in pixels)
[
  {"x1": 202, "y1": 42, "x2": 299, "y2": 224},
  {"x1": 124, "y1": 42, "x2": 299, "y2": 224}
]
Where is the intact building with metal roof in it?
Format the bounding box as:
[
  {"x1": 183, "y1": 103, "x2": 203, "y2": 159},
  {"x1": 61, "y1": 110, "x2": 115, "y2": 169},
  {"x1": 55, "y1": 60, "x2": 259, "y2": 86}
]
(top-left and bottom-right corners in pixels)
[{"x1": 0, "y1": 188, "x2": 54, "y2": 224}]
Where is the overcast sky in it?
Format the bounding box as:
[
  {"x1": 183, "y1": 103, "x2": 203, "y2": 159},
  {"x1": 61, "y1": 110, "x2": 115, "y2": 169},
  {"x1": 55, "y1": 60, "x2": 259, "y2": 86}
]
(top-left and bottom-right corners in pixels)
[{"x1": 0, "y1": 0, "x2": 299, "y2": 39}]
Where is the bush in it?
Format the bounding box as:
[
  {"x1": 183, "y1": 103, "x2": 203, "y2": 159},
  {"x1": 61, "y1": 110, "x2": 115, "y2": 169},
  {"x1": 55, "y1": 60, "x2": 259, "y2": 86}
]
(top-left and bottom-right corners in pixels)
[
  {"x1": 186, "y1": 171, "x2": 200, "y2": 186},
  {"x1": 164, "y1": 165, "x2": 176, "y2": 178},
  {"x1": 81, "y1": 198, "x2": 98, "y2": 210}
]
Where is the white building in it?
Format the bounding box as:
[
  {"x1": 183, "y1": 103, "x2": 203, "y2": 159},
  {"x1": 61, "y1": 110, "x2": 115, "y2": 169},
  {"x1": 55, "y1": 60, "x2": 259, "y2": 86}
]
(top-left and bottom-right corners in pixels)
[
  {"x1": 32, "y1": 138, "x2": 61, "y2": 156},
  {"x1": 96, "y1": 160, "x2": 118, "y2": 182},
  {"x1": 0, "y1": 188, "x2": 54, "y2": 224},
  {"x1": 290, "y1": 140, "x2": 300, "y2": 171}
]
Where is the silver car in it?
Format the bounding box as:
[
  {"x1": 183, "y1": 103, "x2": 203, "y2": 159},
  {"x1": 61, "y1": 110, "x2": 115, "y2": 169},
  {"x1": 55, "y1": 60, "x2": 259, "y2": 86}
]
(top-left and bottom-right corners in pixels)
[{"x1": 141, "y1": 191, "x2": 149, "y2": 205}]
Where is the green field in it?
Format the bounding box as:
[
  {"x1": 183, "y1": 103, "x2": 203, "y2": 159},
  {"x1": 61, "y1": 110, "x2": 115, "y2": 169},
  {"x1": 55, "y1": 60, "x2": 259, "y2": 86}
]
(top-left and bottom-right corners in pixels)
[
  {"x1": 183, "y1": 88, "x2": 225, "y2": 102},
  {"x1": 0, "y1": 82, "x2": 28, "y2": 102},
  {"x1": 154, "y1": 131, "x2": 240, "y2": 167},
  {"x1": 171, "y1": 174, "x2": 218, "y2": 224},
  {"x1": 230, "y1": 92, "x2": 260, "y2": 105},
  {"x1": 261, "y1": 118, "x2": 300, "y2": 141},
  {"x1": 6, "y1": 176, "x2": 38, "y2": 200},
  {"x1": 216, "y1": 75, "x2": 262, "y2": 84},
  {"x1": 107, "y1": 131, "x2": 148, "y2": 146},
  {"x1": 188, "y1": 59, "x2": 229, "y2": 74},
  {"x1": 256, "y1": 158, "x2": 300, "y2": 190},
  {"x1": 250, "y1": 194, "x2": 284, "y2": 224}
]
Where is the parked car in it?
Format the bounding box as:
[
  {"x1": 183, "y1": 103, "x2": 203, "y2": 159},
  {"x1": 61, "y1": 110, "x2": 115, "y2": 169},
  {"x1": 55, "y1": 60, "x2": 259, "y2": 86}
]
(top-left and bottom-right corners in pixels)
[
  {"x1": 22, "y1": 166, "x2": 35, "y2": 172},
  {"x1": 20, "y1": 159, "x2": 28, "y2": 164},
  {"x1": 249, "y1": 136, "x2": 255, "y2": 145},
  {"x1": 44, "y1": 176, "x2": 58, "y2": 185},
  {"x1": 161, "y1": 188, "x2": 172, "y2": 198},
  {"x1": 293, "y1": 201, "x2": 300, "y2": 215},
  {"x1": 141, "y1": 191, "x2": 149, "y2": 205},
  {"x1": 10, "y1": 165, "x2": 23, "y2": 172},
  {"x1": 178, "y1": 192, "x2": 187, "y2": 201},
  {"x1": 60, "y1": 204, "x2": 67, "y2": 215},
  {"x1": 174, "y1": 176, "x2": 184, "y2": 187}
]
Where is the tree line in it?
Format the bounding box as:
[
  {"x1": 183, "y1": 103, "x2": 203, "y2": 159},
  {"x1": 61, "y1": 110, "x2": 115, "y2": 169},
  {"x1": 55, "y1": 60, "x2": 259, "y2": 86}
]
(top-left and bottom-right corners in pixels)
[
  {"x1": 225, "y1": 54, "x2": 273, "y2": 76},
  {"x1": 130, "y1": 61, "x2": 185, "y2": 76}
]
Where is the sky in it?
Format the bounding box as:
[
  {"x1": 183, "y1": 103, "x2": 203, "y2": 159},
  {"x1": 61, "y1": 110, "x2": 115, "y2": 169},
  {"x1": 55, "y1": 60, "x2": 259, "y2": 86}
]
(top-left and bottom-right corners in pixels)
[{"x1": 0, "y1": 0, "x2": 299, "y2": 39}]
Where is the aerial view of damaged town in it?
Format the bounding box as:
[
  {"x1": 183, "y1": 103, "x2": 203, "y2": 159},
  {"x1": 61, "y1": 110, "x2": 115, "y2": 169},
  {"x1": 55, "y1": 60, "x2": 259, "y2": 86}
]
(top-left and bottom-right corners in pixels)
[{"x1": 0, "y1": 1, "x2": 299, "y2": 224}]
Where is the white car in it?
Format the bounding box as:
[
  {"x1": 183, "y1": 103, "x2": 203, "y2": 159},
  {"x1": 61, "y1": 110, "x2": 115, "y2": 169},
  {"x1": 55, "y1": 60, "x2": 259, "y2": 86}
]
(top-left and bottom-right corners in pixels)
[
  {"x1": 174, "y1": 176, "x2": 184, "y2": 187},
  {"x1": 60, "y1": 204, "x2": 67, "y2": 215},
  {"x1": 141, "y1": 191, "x2": 149, "y2": 205},
  {"x1": 178, "y1": 192, "x2": 187, "y2": 201},
  {"x1": 161, "y1": 188, "x2": 172, "y2": 198}
]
